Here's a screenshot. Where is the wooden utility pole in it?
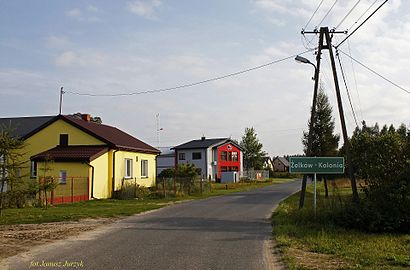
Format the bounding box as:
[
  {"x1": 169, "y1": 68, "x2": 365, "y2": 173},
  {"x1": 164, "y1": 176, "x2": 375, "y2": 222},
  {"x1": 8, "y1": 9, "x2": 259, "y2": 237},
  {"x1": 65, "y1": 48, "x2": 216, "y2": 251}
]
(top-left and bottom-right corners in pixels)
[{"x1": 299, "y1": 27, "x2": 359, "y2": 208}]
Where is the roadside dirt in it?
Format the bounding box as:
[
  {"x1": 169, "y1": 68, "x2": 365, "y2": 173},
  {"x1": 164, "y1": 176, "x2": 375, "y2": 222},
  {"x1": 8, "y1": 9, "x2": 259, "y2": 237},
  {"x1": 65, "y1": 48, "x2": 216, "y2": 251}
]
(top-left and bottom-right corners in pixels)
[
  {"x1": 0, "y1": 218, "x2": 118, "y2": 262},
  {"x1": 286, "y1": 248, "x2": 351, "y2": 269}
]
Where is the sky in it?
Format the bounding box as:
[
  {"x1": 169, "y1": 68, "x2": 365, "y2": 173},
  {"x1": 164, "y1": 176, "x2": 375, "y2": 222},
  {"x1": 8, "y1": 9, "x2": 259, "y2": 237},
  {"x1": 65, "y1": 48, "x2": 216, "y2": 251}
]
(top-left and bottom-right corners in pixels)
[{"x1": 1, "y1": 0, "x2": 409, "y2": 156}]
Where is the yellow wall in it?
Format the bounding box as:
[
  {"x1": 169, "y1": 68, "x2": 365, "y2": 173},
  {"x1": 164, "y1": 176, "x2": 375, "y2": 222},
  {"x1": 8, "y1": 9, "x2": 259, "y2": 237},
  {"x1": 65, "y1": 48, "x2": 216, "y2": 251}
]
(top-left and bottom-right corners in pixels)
[
  {"x1": 18, "y1": 118, "x2": 157, "y2": 199},
  {"x1": 20, "y1": 119, "x2": 105, "y2": 179},
  {"x1": 90, "y1": 152, "x2": 110, "y2": 199},
  {"x1": 113, "y1": 151, "x2": 157, "y2": 189},
  {"x1": 37, "y1": 161, "x2": 90, "y2": 199}
]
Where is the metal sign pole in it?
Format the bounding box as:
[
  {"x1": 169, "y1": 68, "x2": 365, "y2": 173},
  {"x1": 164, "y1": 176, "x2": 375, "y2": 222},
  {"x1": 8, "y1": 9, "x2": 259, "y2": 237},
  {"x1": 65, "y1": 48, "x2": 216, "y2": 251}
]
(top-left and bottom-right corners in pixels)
[{"x1": 314, "y1": 173, "x2": 317, "y2": 218}]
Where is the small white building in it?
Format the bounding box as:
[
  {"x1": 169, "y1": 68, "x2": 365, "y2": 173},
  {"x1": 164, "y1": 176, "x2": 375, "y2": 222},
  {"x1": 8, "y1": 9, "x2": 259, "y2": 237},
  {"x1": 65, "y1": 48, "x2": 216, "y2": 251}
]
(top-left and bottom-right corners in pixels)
[{"x1": 156, "y1": 147, "x2": 175, "y2": 175}]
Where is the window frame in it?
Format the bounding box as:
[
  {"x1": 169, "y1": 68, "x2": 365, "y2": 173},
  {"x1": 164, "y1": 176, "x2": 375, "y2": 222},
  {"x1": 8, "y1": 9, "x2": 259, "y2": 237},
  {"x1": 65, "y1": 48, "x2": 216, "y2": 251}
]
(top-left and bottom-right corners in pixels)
[
  {"x1": 30, "y1": 160, "x2": 37, "y2": 178},
  {"x1": 192, "y1": 152, "x2": 202, "y2": 160},
  {"x1": 59, "y1": 170, "x2": 67, "y2": 184},
  {"x1": 232, "y1": 152, "x2": 238, "y2": 162},
  {"x1": 178, "y1": 153, "x2": 186, "y2": 160},
  {"x1": 124, "y1": 158, "x2": 133, "y2": 179},
  {"x1": 141, "y1": 160, "x2": 148, "y2": 178},
  {"x1": 59, "y1": 134, "x2": 68, "y2": 146}
]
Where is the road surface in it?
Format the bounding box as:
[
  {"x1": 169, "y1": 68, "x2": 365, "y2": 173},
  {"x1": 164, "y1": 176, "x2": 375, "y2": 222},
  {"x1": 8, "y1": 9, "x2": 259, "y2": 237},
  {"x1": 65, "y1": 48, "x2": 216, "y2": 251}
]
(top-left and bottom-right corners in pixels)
[{"x1": 7, "y1": 180, "x2": 301, "y2": 270}]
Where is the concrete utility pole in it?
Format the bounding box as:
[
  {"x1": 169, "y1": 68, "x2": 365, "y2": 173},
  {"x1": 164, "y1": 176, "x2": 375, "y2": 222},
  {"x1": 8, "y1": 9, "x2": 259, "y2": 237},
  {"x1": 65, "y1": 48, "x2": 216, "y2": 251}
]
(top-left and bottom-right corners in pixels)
[{"x1": 299, "y1": 27, "x2": 359, "y2": 208}]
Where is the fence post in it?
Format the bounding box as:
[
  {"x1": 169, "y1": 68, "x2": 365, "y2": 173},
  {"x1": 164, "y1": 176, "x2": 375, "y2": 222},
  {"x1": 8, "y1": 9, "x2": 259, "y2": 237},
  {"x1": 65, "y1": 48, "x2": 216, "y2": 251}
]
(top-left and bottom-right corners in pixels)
[
  {"x1": 200, "y1": 178, "x2": 203, "y2": 195},
  {"x1": 134, "y1": 177, "x2": 137, "y2": 198},
  {"x1": 71, "y1": 177, "x2": 74, "y2": 203},
  {"x1": 209, "y1": 176, "x2": 212, "y2": 193}
]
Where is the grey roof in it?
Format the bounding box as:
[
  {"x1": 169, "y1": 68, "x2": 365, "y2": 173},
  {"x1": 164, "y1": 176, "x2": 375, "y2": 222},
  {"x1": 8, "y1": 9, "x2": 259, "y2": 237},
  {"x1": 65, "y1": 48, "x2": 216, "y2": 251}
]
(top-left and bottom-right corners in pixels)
[
  {"x1": 276, "y1": 156, "x2": 289, "y2": 167},
  {"x1": 0, "y1": 116, "x2": 55, "y2": 138},
  {"x1": 173, "y1": 138, "x2": 229, "y2": 150}
]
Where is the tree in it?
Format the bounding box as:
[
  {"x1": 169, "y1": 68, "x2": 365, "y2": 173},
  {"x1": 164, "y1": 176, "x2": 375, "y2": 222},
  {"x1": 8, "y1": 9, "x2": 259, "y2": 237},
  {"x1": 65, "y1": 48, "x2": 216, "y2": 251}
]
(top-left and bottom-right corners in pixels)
[
  {"x1": 0, "y1": 126, "x2": 26, "y2": 216},
  {"x1": 72, "y1": 113, "x2": 102, "y2": 124},
  {"x1": 302, "y1": 88, "x2": 340, "y2": 197},
  {"x1": 240, "y1": 127, "x2": 266, "y2": 171},
  {"x1": 344, "y1": 123, "x2": 410, "y2": 232}
]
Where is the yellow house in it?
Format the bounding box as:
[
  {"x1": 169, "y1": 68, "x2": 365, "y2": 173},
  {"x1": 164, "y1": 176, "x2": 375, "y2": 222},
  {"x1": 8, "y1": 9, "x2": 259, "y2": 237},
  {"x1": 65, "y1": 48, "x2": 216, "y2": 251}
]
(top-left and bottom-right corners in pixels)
[{"x1": 0, "y1": 114, "x2": 159, "y2": 203}]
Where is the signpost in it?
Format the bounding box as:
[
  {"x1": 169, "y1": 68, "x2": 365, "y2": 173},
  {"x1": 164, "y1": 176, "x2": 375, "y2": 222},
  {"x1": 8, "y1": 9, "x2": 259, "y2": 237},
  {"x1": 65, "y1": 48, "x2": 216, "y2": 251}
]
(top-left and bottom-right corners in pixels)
[{"x1": 289, "y1": 157, "x2": 345, "y2": 216}]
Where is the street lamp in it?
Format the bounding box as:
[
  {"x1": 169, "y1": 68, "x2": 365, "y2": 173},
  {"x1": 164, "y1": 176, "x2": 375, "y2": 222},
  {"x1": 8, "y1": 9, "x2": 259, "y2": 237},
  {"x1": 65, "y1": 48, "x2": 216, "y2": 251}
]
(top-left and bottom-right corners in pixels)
[{"x1": 295, "y1": 55, "x2": 316, "y2": 80}]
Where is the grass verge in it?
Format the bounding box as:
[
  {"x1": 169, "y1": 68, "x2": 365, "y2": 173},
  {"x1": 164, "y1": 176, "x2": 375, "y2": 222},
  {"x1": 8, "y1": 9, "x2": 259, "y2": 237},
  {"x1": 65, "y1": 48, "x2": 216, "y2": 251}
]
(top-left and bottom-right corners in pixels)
[
  {"x1": 0, "y1": 178, "x2": 294, "y2": 225},
  {"x1": 272, "y1": 179, "x2": 410, "y2": 270}
]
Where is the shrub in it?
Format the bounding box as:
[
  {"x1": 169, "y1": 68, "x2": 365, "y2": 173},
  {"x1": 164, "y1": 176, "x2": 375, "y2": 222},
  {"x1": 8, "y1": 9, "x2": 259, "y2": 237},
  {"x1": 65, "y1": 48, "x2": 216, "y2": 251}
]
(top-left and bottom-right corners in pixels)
[
  {"x1": 339, "y1": 123, "x2": 410, "y2": 233},
  {"x1": 114, "y1": 182, "x2": 151, "y2": 200}
]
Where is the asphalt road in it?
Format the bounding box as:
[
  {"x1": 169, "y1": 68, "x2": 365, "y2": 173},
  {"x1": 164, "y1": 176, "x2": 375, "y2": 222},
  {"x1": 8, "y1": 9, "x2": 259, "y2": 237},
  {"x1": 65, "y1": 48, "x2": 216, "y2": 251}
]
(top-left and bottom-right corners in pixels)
[{"x1": 8, "y1": 180, "x2": 301, "y2": 270}]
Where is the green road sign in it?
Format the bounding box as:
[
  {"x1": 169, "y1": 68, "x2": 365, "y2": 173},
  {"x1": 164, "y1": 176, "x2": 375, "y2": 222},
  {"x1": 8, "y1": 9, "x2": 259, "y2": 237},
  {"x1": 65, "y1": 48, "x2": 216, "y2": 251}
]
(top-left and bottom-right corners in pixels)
[{"x1": 289, "y1": 157, "x2": 345, "y2": 174}]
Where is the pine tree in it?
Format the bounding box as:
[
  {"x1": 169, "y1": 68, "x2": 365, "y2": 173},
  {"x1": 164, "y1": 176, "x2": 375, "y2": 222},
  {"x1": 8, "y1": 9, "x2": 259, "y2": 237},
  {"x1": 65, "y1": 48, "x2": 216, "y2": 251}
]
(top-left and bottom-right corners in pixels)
[
  {"x1": 302, "y1": 88, "x2": 340, "y2": 197},
  {"x1": 240, "y1": 127, "x2": 266, "y2": 171},
  {"x1": 0, "y1": 126, "x2": 26, "y2": 216},
  {"x1": 302, "y1": 88, "x2": 340, "y2": 156}
]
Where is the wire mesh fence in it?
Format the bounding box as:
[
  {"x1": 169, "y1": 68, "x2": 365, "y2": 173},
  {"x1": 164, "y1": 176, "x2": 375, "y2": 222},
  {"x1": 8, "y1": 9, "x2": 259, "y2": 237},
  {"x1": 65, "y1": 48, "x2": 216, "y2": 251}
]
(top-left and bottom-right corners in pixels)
[
  {"x1": 240, "y1": 170, "x2": 270, "y2": 180},
  {"x1": 39, "y1": 176, "x2": 89, "y2": 205},
  {"x1": 155, "y1": 177, "x2": 212, "y2": 197}
]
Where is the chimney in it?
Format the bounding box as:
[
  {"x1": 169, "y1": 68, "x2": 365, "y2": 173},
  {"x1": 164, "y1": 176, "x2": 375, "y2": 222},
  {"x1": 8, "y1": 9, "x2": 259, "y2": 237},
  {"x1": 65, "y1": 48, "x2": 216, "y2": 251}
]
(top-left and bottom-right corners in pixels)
[
  {"x1": 81, "y1": 114, "x2": 91, "y2": 122},
  {"x1": 201, "y1": 136, "x2": 206, "y2": 141}
]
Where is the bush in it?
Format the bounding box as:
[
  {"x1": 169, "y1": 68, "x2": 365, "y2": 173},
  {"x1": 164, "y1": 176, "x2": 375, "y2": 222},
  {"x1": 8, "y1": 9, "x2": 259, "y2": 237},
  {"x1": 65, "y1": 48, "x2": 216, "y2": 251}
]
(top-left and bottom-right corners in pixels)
[
  {"x1": 338, "y1": 174, "x2": 410, "y2": 233},
  {"x1": 339, "y1": 123, "x2": 410, "y2": 233},
  {"x1": 113, "y1": 182, "x2": 151, "y2": 200}
]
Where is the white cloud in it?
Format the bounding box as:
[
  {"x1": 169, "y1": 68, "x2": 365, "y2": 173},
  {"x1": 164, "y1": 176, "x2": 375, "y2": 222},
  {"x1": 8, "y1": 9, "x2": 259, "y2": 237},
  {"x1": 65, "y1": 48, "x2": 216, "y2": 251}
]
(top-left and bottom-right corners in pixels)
[
  {"x1": 66, "y1": 8, "x2": 82, "y2": 18},
  {"x1": 55, "y1": 51, "x2": 83, "y2": 67},
  {"x1": 46, "y1": 36, "x2": 70, "y2": 49},
  {"x1": 127, "y1": 0, "x2": 161, "y2": 19},
  {"x1": 66, "y1": 6, "x2": 101, "y2": 22}
]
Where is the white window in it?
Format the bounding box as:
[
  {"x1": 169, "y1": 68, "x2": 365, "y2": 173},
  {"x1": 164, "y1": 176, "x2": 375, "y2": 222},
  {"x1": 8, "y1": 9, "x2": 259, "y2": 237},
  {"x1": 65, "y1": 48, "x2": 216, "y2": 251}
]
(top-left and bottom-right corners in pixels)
[
  {"x1": 125, "y1": 158, "x2": 133, "y2": 178},
  {"x1": 141, "y1": 160, "x2": 148, "y2": 178},
  {"x1": 59, "y1": 170, "x2": 67, "y2": 184},
  {"x1": 30, "y1": 161, "x2": 37, "y2": 178}
]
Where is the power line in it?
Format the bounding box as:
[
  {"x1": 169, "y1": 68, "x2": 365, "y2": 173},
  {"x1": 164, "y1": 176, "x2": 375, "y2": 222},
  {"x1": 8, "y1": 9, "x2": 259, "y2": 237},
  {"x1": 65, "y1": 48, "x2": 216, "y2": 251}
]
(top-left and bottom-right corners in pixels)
[
  {"x1": 303, "y1": 0, "x2": 325, "y2": 30},
  {"x1": 347, "y1": 0, "x2": 379, "y2": 33},
  {"x1": 335, "y1": 0, "x2": 362, "y2": 30},
  {"x1": 336, "y1": 0, "x2": 389, "y2": 48},
  {"x1": 347, "y1": 39, "x2": 364, "y2": 121},
  {"x1": 316, "y1": 0, "x2": 338, "y2": 27},
  {"x1": 338, "y1": 49, "x2": 410, "y2": 95},
  {"x1": 336, "y1": 49, "x2": 359, "y2": 127},
  {"x1": 64, "y1": 49, "x2": 315, "y2": 97}
]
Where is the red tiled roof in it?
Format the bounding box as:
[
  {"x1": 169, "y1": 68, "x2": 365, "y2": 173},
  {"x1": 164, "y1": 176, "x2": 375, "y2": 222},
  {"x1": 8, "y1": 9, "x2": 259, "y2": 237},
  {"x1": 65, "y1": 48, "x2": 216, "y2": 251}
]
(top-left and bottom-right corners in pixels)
[
  {"x1": 61, "y1": 115, "x2": 160, "y2": 154},
  {"x1": 31, "y1": 145, "x2": 109, "y2": 162}
]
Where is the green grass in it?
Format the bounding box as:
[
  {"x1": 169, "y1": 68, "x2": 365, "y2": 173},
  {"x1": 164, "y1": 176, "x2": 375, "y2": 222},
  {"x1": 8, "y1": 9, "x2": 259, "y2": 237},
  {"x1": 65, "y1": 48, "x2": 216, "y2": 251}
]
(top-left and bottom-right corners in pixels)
[
  {"x1": 0, "y1": 178, "x2": 295, "y2": 225},
  {"x1": 272, "y1": 180, "x2": 410, "y2": 270}
]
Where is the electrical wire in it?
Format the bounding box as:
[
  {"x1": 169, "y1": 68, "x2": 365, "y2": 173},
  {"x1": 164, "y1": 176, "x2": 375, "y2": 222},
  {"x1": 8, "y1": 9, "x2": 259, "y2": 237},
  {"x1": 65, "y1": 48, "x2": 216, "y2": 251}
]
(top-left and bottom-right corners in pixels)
[
  {"x1": 64, "y1": 49, "x2": 315, "y2": 97},
  {"x1": 338, "y1": 49, "x2": 410, "y2": 95},
  {"x1": 347, "y1": 39, "x2": 364, "y2": 121},
  {"x1": 336, "y1": 49, "x2": 359, "y2": 127},
  {"x1": 336, "y1": 0, "x2": 389, "y2": 48},
  {"x1": 335, "y1": 0, "x2": 362, "y2": 30},
  {"x1": 347, "y1": 0, "x2": 379, "y2": 33},
  {"x1": 316, "y1": 0, "x2": 338, "y2": 27},
  {"x1": 303, "y1": 0, "x2": 325, "y2": 30},
  {"x1": 322, "y1": 56, "x2": 357, "y2": 129}
]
